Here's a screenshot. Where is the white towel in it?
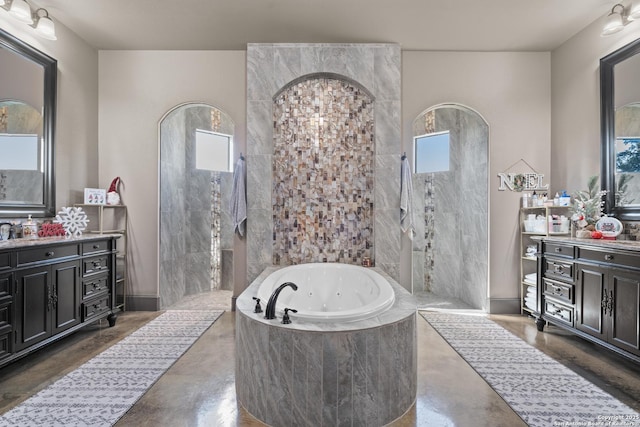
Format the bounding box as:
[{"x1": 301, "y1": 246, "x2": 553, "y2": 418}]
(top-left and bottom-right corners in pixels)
[
  {"x1": 400, "y1": 157, "x2": 415, "y2": 239},
  {"x1": 230, "y1": 157, "x2": 247, "y2": 237}
]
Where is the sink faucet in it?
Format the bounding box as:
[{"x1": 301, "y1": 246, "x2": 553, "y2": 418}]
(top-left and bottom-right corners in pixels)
[
  {"x1": 0, "y1": 222, "x2": 14, "y2": 240},
  {"x1": 265, "y1": 282, "x2": 298, "y2": 320}
]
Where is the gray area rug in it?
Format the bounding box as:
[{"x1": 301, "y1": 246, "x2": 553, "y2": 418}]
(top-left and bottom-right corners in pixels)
[
  {"x1": 421, "y1": 311, "x2": 640, "y2": 427},
  {"x1": 0, "y1": 310, "x2": 223, "y2": 427}
]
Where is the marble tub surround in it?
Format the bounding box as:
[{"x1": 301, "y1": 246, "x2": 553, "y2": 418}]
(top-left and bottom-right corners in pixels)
[
  {"x1": 411, "y1": 105, "x2": 489, "y2": 310},
  {"x1": 246, "y1": 43, "x2": 402, "y2": 284},
  {"x1": 236, "y1": 265, "x2": 417, "y2": 426},
  {"x1": 159, "y1": 104, "x2": 235, "y2": 310}
]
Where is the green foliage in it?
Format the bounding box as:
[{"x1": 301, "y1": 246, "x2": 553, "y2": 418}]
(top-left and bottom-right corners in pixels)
[
  {"x1": 616, "y1": 139, "x2": 640, "y2": 172},
  {"x1": 616, "y1": 173, "x2": 634, "y2": 206},
  {"x1": 569, "y1": 175, "x2": 607, "y2": 226}
]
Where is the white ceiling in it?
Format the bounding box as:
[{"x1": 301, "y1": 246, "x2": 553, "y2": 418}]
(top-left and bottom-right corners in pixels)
[{"x1": 37, "y1": 0, "x2": 612, "y2": 51}]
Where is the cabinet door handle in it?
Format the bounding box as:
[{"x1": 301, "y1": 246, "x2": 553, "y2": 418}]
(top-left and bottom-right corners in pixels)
[
  {"x1": 45, "y1": 251, "x2": 54, "y2": 257},
  {"x1": 604, "y1": 254, "x2": 614, "y2": 261},
  {"x1": 554, "y1": 247, "x2": 562, "y2": 253},
  {"x1": 607, "y1": 290, "x2": 614, "y2": 316},
  {"x1": 93, "y1": 244, "x2": 100, "y2": 249}
]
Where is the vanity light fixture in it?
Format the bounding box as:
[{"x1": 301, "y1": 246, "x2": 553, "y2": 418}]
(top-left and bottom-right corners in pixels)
[
  {"x1": 602, "y1": 2, "x2": 640, "y2": 36},
  {"x1": 33, "y1": 8, "x2": 56, "y2": 40},
  {"x1": 602, "y1": 3, "x2": 626, "y2": 36},
  {"x1": 0, "y1": 0, "x2": 57, "y2": 41},
  {"x1": 629, "y1": 1, "x2": 640, "y2": 19},
  {"x1": 7, "y1": 0, "x2": 32, "y2": 24}
]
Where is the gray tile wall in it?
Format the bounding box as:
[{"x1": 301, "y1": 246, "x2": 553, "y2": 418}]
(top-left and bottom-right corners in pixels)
[
  {"x1": 159, "y1": 104, "x2": 235, "y2": 308},
  {"x1": 412, "y1": 106, "x2": 488, "y2": 309}
]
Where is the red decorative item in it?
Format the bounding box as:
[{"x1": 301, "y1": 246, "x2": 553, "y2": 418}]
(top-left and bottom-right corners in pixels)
[
  {"x1": 107, "y1": 177, "x2": 121, "y2": 205},
  {"x1": 108, "y1": 177, "x2": 120, "y2": 193},
  {"x1": 38, "y1": 222, "x2": 66, "y2": 237}
]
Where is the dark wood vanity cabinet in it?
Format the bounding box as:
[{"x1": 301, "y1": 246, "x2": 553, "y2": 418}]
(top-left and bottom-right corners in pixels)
[
  {"x1": 538, "y1": 238, "x2": 640, "y2": 363},
  {"x1": 575, "y1": 259, "x2": 640, "y2": 358},
  {"x1": 14, "y1": 260, "x2": 81, "y2": 352},
  {"x1": 0, "y1": 236, "x2": 119, "y2": 368}
]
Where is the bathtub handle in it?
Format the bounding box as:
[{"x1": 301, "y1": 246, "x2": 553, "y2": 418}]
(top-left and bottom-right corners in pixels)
[
  {"x1": 282, "y1": 308, "x2": 298, "y2": 324},
  {"x1": 252, "y1": 297, "x2": 263, "y2": 314}
]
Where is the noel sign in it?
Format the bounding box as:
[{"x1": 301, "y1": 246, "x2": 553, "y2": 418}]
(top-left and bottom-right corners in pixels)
[{"x1": 497, "y1": 172, "x2": 549, "y2": 192}]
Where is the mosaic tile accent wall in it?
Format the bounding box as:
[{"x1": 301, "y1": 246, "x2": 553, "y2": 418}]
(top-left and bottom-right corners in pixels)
[
  {"x1": 0, "y1": 107, "x2": 6, "y2": 132},
  {"x1": 272, "y1": 77, "x2": 374, "y2": 265},
  {"x1": 246, "y1": 43, "x2": 402, "y2": 284}
]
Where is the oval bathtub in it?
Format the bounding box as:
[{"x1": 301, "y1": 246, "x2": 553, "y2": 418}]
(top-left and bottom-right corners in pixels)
[
  {"x1": 236, "y1": 264, "x2": 417, "y2": 427},
  {"x1": 256, "y1": 263, "x2": 395, "y2": 322}
]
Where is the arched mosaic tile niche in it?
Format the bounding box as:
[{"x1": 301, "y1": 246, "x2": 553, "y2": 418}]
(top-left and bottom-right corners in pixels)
[
  {"x1": 411, "y1": 103, "x2": 489, "y2": 310},
  {"x1": 272, "y1": 75, "x2": 375, "y2": 265},
  {"x1": 158, "y1": 103, "x2": 235, "y2": 309}
]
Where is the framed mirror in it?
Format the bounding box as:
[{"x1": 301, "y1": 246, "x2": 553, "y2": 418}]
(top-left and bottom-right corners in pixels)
[
  {"x1": 0, "y1": 27, "x2": 56, "y2": 218},
  {"x1": 601, "y1": 37, "x2": 640, "y2": 221}
]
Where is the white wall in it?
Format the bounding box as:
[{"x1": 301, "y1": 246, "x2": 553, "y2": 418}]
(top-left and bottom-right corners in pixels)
[
  {"x1": 98, "y1": 51, "x2": 246, "y2": 305},
  {"x1": 0, "y1": 14, "x2": 99, "y2": 209},
  {"x1": 551, "y1": 14, "x2": 640, "y2": 193},
  {"x1": 403, "y1": 52, "x2": 551, "y2": 310}
]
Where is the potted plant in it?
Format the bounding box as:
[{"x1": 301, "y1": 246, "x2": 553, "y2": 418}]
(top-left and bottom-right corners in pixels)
[{"x1": 569, "y1": 175, "x2": 607, "y2": 238}]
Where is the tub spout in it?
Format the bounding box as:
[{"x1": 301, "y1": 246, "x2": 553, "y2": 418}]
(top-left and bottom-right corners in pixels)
[{"x1": 265, "y1": 282, "x2": 298, "y2": 320}]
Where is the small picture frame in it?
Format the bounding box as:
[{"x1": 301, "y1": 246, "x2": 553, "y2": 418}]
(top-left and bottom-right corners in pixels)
[{"x1": 84, "y1": 188, "x2": 106, "y2": 204}]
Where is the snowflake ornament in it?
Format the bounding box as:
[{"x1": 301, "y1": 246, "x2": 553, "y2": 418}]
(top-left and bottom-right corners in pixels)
[{"x1": 54, "y1": 207, "x2": 89, "y2": 237}]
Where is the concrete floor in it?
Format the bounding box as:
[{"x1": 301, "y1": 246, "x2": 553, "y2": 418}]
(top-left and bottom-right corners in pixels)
[{"x1": 0, "y1": 291, "x2": 638, "y2": 426}]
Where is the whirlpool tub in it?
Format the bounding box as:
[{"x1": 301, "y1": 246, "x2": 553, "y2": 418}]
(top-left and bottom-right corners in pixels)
[
  {"x1": 236, "y1": 263, "x2": 417, "y2": 427},
  {"x1": 255, "y1": 263, "x2": 395, "y2": 322}
]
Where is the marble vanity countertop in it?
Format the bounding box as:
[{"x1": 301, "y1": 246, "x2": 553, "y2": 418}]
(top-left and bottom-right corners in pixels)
[
  {"x1": 0, "y1": 233, "x2": 121, "y2": 250},
  {"x1": 536, "y1": 235, "x2": 640, "y2": 252}
]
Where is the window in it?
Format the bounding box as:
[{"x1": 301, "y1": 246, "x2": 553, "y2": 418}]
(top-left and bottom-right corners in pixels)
[
  {"x1": 413, "y1": 131, "x2": 450, "y2": 173},
  {"x1": 0, "y1": 134, "x2": 39, "y2": 170},
  {"x1": 195, "y1": 130, "x2": 233, "y2": 172}
]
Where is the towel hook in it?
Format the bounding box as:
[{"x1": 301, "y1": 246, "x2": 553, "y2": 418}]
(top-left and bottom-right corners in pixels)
[{"x1": 401, "y1": 152, "x2": 407, "y2": 160}]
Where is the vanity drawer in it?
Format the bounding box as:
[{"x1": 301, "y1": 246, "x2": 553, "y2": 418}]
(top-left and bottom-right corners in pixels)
[
  {"x1": 542, "y1": 278, "x2": 573, "y2": 304},
  {"x1": 82, "y1": 240, "x2": 110, "y2": 256},
  {"x1": 544, "y1": 298, "x2": 574, "y2": 327},
  {"x1": 0, "y1": 272, "x2": 12, "y2": 304},
  {"x1": 0, "y1": 252, "x2": 10, "y2": 270},
  {"x1": 82, "y1": 274, "x2": 109, "y2": 300},
  {"x1": 82, "y1": 295, "x2": 110, "y2": 322},
  {"x1": 0, "y1": 331, "x2": 11, "y2": 361},
  {"x1": 0, "y1": 302, "x2": 11, "y2": 336},
  {"x1": 577, "y1": 247, "x2": 640, "y2": 269},
  {"x1": 543, "y1": 242, "x2": 575, "y2": 259},
  {"x1": 83, "y1": 255, "x2": 109, "y2": 276},
  {"x1": 16, "y1": 244, "x2": 79, "y2": 266},
  {"x1": 544, "y1": 259, "x2": 574, "y2": 282}
]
